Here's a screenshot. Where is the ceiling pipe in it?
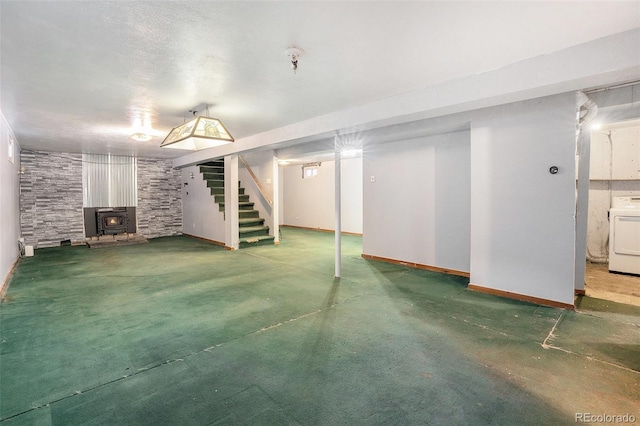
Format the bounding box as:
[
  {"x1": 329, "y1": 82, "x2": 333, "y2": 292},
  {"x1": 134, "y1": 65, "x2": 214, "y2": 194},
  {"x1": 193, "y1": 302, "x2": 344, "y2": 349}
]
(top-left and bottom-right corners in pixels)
[{"x1": 576, "y1": 91, "x2": 598, "y2": 126}]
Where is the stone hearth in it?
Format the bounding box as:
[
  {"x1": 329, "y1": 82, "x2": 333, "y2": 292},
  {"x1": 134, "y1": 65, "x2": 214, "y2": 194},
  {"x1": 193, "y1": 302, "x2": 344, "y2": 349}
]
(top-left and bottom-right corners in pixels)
[{"x1": 86, "y1": 233, "x2": 148, "y2": 248}]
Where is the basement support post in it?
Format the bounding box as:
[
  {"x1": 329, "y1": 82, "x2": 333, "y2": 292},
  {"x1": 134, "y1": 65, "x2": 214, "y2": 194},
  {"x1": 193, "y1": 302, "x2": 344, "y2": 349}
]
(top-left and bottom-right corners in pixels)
[
  {"x1": 335, "y1": 137, "x2": 342, "y2": 278},
  {"x1": 224, "y1": 155, "x2": 239, "y2": 250},
  {"x1": 272, "y1": 154, "x2": 280, "y2": 244},
  {"x1": 574, "y1": 128, "x2": 591, "y2": 293}
]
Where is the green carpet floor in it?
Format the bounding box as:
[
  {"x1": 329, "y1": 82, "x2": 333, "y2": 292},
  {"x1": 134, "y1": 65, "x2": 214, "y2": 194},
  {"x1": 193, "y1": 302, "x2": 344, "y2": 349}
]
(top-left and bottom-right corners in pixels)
[{"x1": 1, "y1": 228, "x2": 638, "y2": 425}]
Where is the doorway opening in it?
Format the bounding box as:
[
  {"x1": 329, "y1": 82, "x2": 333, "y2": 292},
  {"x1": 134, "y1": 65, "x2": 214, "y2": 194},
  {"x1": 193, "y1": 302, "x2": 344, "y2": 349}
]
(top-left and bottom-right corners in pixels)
[{"x1": 584, "y1": 119, "x2": 640, "y2": 306}]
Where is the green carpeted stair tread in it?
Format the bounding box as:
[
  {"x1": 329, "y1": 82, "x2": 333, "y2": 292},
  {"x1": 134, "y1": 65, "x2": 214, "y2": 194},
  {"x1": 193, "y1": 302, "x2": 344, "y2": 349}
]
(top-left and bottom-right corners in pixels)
[
  {"x1": 239, "y1": 234, "x2": 276, "y2": 247},
  {"x1": 215, "y1": 194, "x2": 250, "y2": 203},
  {"x1": 239, "y1": 235, "x2": 275, "y2": 242},
  {"x1": 239, "y1": 225, "x2": 269, "y2": 234},
  {"x1": 199, "y1": 166, "x2": 224, "y2": 174},
  {"x1": 218, "y1": 201, "x2": 255, "y2": 210},
  {"x1": 239, "y1": 218, "x2": 265, "y2": 226},
  {"x1": 199, "y1": 160, "x2": 224, "y2": 166},
  {"x1": 202, "y1": 172, "x2": 224, "y2": 180},
  {"x1": 209, "y1": 186, "x2": 241, "y2": 195},
  {"x1": 239, "y1": 226, "x2": 270, "y2": 238},
  {"x1": 239, "y1": 210, "x2": 260, "y2": 218},
  {"x1": 240, "y1": 234, "x2": 274, "y2": 241},
  {"x1": 206, "y1": 180, "x2": 225, "y2": 188}
]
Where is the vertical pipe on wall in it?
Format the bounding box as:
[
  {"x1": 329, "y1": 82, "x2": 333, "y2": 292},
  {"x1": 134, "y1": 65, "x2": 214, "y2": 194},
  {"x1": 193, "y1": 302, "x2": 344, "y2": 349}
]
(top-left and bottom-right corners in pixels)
[{"x1": 335, "y1": 138, "x2": 342, "y2": 278}]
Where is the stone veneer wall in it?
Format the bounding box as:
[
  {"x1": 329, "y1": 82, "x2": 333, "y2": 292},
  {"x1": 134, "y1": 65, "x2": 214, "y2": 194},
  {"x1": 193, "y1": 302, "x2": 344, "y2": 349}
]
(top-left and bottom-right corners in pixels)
[
  {"x1": 136, "y1": 158, "x2": 182, "y2": 238},
  {"x1": 20, "y1": 151, "x2": 85, "y2": 248},
  {"x1": 20, "y1": 151, "x2": 182, "y2": 247}
]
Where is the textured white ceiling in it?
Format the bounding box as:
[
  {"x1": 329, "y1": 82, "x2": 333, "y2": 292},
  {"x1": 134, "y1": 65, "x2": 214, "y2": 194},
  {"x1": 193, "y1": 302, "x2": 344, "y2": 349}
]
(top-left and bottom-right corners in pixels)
[{"x1": 1, "y1": 1, "x2": 639, "y2": 159}]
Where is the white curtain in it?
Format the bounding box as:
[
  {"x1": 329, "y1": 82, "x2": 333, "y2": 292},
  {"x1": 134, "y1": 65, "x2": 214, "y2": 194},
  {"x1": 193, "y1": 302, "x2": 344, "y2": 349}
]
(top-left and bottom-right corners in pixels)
[{"x1": 83, "y1": 154, "x2": 137, "y2": 207}]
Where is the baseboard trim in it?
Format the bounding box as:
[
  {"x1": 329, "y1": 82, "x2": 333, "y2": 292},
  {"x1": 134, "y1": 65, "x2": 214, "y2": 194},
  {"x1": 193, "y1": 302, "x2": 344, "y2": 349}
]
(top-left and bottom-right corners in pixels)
[
  {"x1": 1, "y1": 256, "x2": 20, "y2": 301},
  {"x1": 183, "y1": 233, "x2": 226, "y2": 247},
  {"x1": 361, "y1": 253, "x2": 470, "y2": 278},
  {"x1": 281, "y1": 224, "x2": 363, "y2": 237},
  {"x1": 574, "y1": 289, "x2": 586, "y2": 296},
  {"x1": 468, "y1": 283, "x2": 575, "y2": 310}
]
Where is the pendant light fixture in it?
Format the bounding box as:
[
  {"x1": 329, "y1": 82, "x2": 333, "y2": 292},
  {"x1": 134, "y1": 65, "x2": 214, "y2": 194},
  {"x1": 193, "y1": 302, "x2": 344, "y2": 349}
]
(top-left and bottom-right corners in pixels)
[{"x1": 161, "y1": 105, "x2": 234, "y2": 150}]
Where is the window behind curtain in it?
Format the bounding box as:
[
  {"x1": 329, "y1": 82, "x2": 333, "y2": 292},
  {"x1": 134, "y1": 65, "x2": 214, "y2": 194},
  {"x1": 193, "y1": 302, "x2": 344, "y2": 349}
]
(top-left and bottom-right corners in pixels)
[{"x1": 83, "y1": 154, "x2": 137, "y2": 207}]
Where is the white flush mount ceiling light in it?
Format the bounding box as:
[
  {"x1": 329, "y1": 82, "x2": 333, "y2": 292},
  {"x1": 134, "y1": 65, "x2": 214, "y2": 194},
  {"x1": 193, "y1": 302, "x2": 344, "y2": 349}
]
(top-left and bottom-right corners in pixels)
[
  {"x1": 130, "y1": 113, "x2": 153, "y2": 142},
  {"x1": 160, "y1": 106, "x2": 234, "y2": 150},
  {"x1": 286, "y1": 46, "x2": 304, "y2": 74},
  {"x1": 341, "y1": 149, "x2": 362, "y2": 158}
]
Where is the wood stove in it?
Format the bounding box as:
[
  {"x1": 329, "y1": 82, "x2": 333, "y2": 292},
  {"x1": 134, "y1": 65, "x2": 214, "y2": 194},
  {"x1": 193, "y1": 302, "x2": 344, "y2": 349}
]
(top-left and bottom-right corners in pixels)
[
  {"x1": 96, "y1": 208, "x2": 129, "y2": 235},
  {"x1": 84, "y1": 207, "x2": 137, "y2": 237}
]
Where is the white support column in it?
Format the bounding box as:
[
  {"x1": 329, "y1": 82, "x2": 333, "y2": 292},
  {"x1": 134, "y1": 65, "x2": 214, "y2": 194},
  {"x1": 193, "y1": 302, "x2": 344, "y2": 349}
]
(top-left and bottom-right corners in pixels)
[
  {"x1": 335, "y1": 140, "x2": 342, "y2": 278},
  {"x1": 574, "y1": 129, "x2": 591, "y2": 293},
  {"x1": 224, "y1": 155, "x2": 239, "y2": 250},
  {"x1": 272, "y1": 155, "x2": 280, "y2": 244}
]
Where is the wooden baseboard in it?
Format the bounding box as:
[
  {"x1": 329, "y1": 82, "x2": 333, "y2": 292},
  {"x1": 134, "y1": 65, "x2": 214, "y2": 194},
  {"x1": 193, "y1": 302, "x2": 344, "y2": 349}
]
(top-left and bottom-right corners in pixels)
[
  {"x1": 468, "y1": 283, "x2": 575, "y2": 310},
  {"x1": 361, "y1": 253, "x2": 470, "y2": 278},
  {"x1": 183, "y1": 233, "x2": 226, "y2": 247},
  {"x1": 280, "y1": 224, "x2": 363, "y2": 237},
  {"x1": 1, "y1": 257, "x2": 20, "y2": 301},
  {"x1": 574, "y1": 289, "x2": 586, "y2": 296}
]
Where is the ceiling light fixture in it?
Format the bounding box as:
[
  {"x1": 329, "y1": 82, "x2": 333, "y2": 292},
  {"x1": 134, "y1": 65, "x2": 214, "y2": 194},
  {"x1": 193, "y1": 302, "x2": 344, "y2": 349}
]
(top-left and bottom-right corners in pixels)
[
  {"x1": 286, "y1": 46, "x2": 304, "y2": 74},
  {"x1": 160, "y1": 105, "x2": 234, "y2": 150},
  {"x1": 130, "y1": 113, "x2": 153, "y2": 142},
  {"x1": 341, "y1": 149, "x2": 362, "y2": 158}
]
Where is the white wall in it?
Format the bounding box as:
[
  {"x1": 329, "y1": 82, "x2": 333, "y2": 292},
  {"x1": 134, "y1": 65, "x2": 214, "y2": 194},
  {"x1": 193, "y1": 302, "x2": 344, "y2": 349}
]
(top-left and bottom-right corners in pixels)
[
  {"x1": 0, "y1": 112, "x2": 21, "y2": 291},
  {"x1": 282, "y1": 157, "x2": 363, "y2": 234},
  {"x1": 283, "y1": 162, "x2": 333, "y2": 231},
  {"x1": 340, "y1": 156, "x2": 363, "y2": 234},
  {"x1": 470, "y1": 93, "x2": 576, "y2": 305},
  {"x1": 587, "y1": 124, "x2": 640, "y2": 260},
  {"x1": 363, "y1": 131, "x2": 470, "y2": 272},
  {"x1": 181, "y1": 165, "x2": 225, "y2": 243}
]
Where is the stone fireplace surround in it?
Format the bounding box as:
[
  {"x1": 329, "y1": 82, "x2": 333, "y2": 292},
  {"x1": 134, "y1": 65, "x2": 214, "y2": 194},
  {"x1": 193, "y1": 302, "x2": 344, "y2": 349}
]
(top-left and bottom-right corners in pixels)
[{"x1": 19, "y1": 151, "x2": 182, "y2": 248}]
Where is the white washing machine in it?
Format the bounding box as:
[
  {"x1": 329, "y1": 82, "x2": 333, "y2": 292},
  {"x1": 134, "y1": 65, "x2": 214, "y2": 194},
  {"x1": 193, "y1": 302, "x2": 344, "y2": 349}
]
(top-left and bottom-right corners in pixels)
[{"x1": 609, "y1": 196, "x2": 640, "y2": 275}]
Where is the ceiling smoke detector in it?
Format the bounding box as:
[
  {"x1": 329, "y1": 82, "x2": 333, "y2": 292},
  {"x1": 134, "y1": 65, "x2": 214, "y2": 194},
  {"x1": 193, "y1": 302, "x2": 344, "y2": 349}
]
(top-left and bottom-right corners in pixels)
[{"x1": 285, "y1": 47, "x2": 304, "y2": 74}]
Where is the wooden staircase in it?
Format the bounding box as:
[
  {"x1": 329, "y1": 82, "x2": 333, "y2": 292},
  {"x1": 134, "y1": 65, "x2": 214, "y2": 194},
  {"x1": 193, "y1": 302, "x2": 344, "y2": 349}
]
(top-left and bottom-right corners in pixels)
[{"x1": 198, "y1": 160, "x2": 275, "y2": 248}]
